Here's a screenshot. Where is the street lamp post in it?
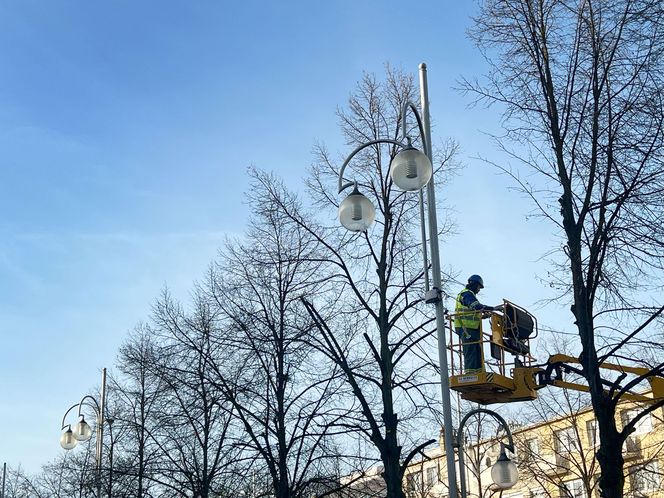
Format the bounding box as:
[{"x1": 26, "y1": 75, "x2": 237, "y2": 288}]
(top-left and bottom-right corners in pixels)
[
  {"x1": 455, "y1": 408, "x2": 518, "y2": 498},
  {"x1": 106, "y1": 417, "x2": 115, "y2": 498},
  {"x1": 337, "y1": 63, "x2": 459, "y2": 498},
  {"x1": 59, "y1": 367, "x2": 107, "y2": 498}
]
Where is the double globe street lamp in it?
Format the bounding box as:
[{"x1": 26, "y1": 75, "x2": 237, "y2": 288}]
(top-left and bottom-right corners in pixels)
[
  {"x1": 59, "y1": 367, "x2": 107, "y2": 498},
  {"x1": 338, "y1": 139, "x2": 432, "y2": 231},
  {"x1": 336, "y1": 63, "x2": 459, "y2": 498},
  {"x1": 336, "y1": 64, "x2": 519, "y2": 498}
]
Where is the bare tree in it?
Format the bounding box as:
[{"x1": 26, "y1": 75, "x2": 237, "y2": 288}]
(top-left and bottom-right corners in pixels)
[
  {"x1": 201, "y1": 170, "x2": 349, "y2": 498},
  {"x1": 403, "y1": 456, "x2": 444, "y2": 498},
  {"x1": 150, "y1": 290, "x2": 245, "y2": 497},
  {"x1": 464, "y1": 1, "x2": 664, "y2": 495},
  {"x1": 109, "y1": 325, "x2": 167, "y2": 497},
  {"x1": 263, "y1": 67, "x2": 459, "y2": 498},
  {"x1": 15, "y1": 446, "x2": 97, "y2": 498},
  {"x1": 1, "y1": 465, "x2": 43, "y2": 498},
  {"x1": 513, "y1": 387, "x2": 600, "y2": 497}
]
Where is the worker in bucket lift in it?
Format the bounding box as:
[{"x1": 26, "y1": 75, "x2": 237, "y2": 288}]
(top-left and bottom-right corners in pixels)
[{"x1": 455, "y1": 275, "x2": 501, "y2": 373}]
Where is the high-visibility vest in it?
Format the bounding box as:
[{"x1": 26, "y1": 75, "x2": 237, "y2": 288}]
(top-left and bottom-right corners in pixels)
[{"x1": 454, "y1": 288, "x2": 481, "y2": 329}]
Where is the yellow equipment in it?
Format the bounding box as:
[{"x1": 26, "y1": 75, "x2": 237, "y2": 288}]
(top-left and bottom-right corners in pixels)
[
  {"x1": 447, "y1": 300, "x2": 664, "y2": 405},
  {"x1": 536, "y1": 353, "x2": 664, "y2": 404}
]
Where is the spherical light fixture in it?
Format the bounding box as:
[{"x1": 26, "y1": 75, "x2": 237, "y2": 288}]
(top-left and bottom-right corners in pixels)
[
  {"x1": 389, "y1": 145, "x2": 432, "y2": 191},
  {"x1": 60, "y1": 426, "x2": 78, "y2": 450},
  {"x1": 73, "y1": 416, "x2": 93, "y2": 442},
  {"x1": 491, "y1": 447, "x2": 518, "y2": 489},
  {"x1": 339, "y1": 185, "x2": 375, "y2": 232}
]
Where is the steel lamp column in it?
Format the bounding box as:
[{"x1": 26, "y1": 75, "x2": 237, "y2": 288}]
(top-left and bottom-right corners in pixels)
[{"x1": 417, "y1": 63, "x2": 459, "y2": 498}]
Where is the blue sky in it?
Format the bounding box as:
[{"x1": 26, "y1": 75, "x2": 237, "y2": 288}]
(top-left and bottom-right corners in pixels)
[{"x1": 0, "y1": 1, "x2": 572, "y2": 472}]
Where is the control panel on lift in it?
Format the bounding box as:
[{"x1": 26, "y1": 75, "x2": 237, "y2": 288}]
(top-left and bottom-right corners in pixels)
[{"x1": 447, "y1": 300, "x2": 541, "y2": 404}]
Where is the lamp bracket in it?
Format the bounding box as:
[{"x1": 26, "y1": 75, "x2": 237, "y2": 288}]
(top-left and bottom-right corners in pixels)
[
  {"x1": 425, "y1": 288, "x2": 441, "y2": 304},
  {"x1": 338, "y1": 138, "x2": 406, "y2": 194},
  {"x1": 400, "y1": 101, "x2": 428, "y2": 152},
  {"x1": 61, "y1": 395, "x2": 101, "y2": 430}
]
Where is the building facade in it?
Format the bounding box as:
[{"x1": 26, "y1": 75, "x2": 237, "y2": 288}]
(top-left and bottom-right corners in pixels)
[{"x1": 399, "y1": 403, "x2": 664, "y2": 498}]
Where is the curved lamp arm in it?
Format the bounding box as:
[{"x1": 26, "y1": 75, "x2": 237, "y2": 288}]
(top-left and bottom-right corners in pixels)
[
  {"x1": 61, "y1": 403, "x2": 82, "y2": 430},
  {"x1": 337, "y1": 138, "x2": 406, "y2": 193},
  {"x1": 61, "y1": 396, "x2": 101, "y2": 430},
  {"x1": 455, "y1": 408, "x2": 516, "y2": 498},
  {"x1": 456, "y1": 408, "x2": 515, "y2": 451},
  {"x1": 77, "y1": 395, "x2": 101, "y2": 418},
  {"x1": 400, "y1": 101, "x2": 428, "y2": 151},
  {"x1": 337, "y1": 99, "x2": 429, "y2": 193}
]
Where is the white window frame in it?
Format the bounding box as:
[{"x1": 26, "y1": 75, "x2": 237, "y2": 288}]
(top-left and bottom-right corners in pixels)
[
  {"x1": 630, "y1": 461, "x2": 661, "y2": 493},
  {"x1": 561, "y1": 478, "x2": 587, "y2": 498},
  {"x1": 406, "y1": 473, "x2": 416, "y2": 492},
  {"x1": 425, "y1": 465, "x2": 438, "y2": 486},
  {"x1": 524, "y1": 437, "x2": 540, "y2": 461},
  {"x1": 586, "y1": 419, "x2": 599, "y2": 447},
  {"x1": 555, "y1": 426, "x2": 577, "y2": 455},
  {"x1": 622, "y1": 409, "x2": 653, "y2": 435},
  {"x1": 530, "y1": 488, "x2": 546, "y2": 498}
]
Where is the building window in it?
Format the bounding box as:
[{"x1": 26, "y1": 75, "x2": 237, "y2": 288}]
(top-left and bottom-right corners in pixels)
[
  {"x1": 621, "y1": 409, "x2": 653, "y2": 435},
  {"x1": 425, "y1": 465, "x2": 438, "y2": 486},
  {"x1": 560, "y1": 479, "x2": 587, "y2": 498},
  {"x1": 629, "y1": 462, "x2": 661, "y2": 494},
  {"x1": 586, "y1": 419, "x2": 599, "y2": 447},
  {"x1": 406, "y1": 471, "x2": 420, "y2": 495},
  {"x1": 554, "y1": 427, "x2": 577, "y2": 455},
  {"x1": 530, "y1": 488, "x2": 546, "y2": 498},
  {"x1": 523, "y1": 437, "x2": 539, "y2": 462},
  {"x1": 406, "y1": 473, "x2": 415, "y2": 492}
]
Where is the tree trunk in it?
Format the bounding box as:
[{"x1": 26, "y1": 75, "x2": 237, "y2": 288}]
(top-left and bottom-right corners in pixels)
[
  {"x1": 382, "y1": 446, "x2": 406, "y2": 498},
  {"x1": 378, "y1": 250, "x2": 405, "y2": 498},
  {"x1": 574, "y1": 285, "x2": 626, "y2": 497},
  {"x1": 595, "y1": 413, "x2": 625, "y2": 498}
]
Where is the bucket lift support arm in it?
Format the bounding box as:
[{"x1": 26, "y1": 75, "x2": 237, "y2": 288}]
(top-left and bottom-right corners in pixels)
[{"x1": 535, "y1": 354, "x2": 664, "y2": 403}]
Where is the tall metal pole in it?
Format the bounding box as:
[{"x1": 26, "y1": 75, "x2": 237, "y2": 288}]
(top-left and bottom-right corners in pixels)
[
  {"x1": 2, "y1": 462, "x2": 6, "y2": 498},
  {"x1": 106, "y1": 418, "x2": 114, "y2": 498},
  {"x1": 96, "y1": 368, "x2": 107, "y2": 498},
  {"x1": 419, "y1": 62, "x2": 459, "y2": 498}
]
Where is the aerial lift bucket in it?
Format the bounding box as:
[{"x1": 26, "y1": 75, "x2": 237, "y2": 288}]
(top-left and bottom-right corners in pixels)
[{"x1": 448, "y1": 300, "x2": 541, "y2": 404}]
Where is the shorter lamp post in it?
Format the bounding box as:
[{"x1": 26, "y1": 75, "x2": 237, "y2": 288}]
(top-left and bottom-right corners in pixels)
[
  {"x1": 455, "y1": 408, "x2": 518, "y2": 498},
  {"x1": 59, "y1": 368, "x2": 107, "y2": 498}
]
